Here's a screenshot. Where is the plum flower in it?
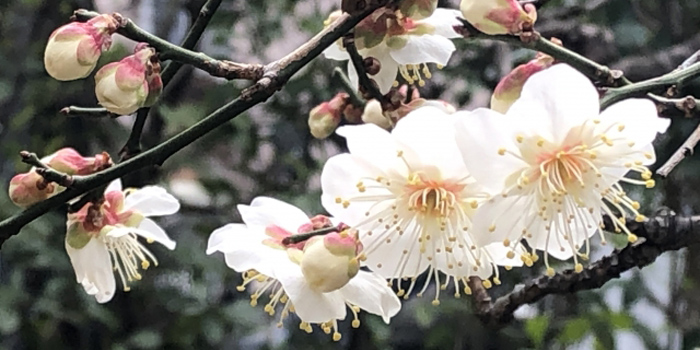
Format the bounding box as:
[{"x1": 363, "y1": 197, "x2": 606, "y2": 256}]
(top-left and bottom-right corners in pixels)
[
  {"x1": 321, "y1": 109, "x2": 521, "y2": 303},
  {"x1": 65, "y1": 180, "x2": 179, "y2": 302},
  {"x1": 324, "y1": 8, "x2": 463, "y2": 93},
  {"x1": 455, "y1": 64, "x2": 670, "y2": 274},
  {"x1": 206, "y1": 197, "x2": 400, "y2": 340}
]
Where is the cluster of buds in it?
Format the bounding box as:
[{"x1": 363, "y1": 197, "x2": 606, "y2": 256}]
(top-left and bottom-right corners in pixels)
[
  {"x1": 9, "y1": 148, "x2": 112, "y2": 208},
  {"x1": 95, "y1": 44, "x2": 163, "y2": 115},
  {"x1": 308, "y1": 93, "x2": 363, "y2": 139},
  {"x1": 460, "y1": 0, "x2": 537, "y2": 35},
  {"x1": 44, "y1": 14, "x2": 120, "y2": 81},
  {"x1": 490, "y1": 38, "x2": 560, "y2": 113}
]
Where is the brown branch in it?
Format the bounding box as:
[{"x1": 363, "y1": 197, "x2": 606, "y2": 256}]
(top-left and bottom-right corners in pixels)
[
  {"x1": 649, "y1": 94, "x2": 700, "y2": 119},
  {"x1": 476, "y1": 209, "x2": 700, "y2": 328},
  {"x1": 343, "y1": 35, "x2": 390, "y2": 107},
  {"x1": 656, "y1": 122, "x2": 700, "y2": 177}
]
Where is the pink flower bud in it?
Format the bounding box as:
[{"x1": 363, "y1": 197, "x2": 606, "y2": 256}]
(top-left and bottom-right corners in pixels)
[
  {"x1": 460, "y1": 0, "x2": 537, "y2": 35},
  {"x1": 42, "y1": 148, "x2": 113, "y2": 175},
  {"x1": 8, "y1": 172, "x2": 58, "y2": 208},
  {"x1": 308, "y1": 93, "x2": 348, "y2": 139},
  {"x1": 300, "y1": 229, "x2": 362, "y2": 293},
  {"x1": 44, "y1": 14, "x2": 119, "y2": 81},
  {"x1": 491, "y1": 51, "x2": 556, "y2": 113},
  {"x1": 399, "y1": 0, "x2": 438, "y2": 20},
  {"x1": 95, "y1": 45, "x2": 160, "y2": 115}
]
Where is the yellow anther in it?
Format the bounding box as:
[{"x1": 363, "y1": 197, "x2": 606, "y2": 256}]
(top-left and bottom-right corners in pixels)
[
  {"x1": 644, "y1": 152, "x2": 653, "y2": 159},
  {"x1": 618, "y1": 124, "x2": 625, "y2": 132},
  {"x1": 141, "y1": 260, "x2": 150, "y2": 269},
  {"x1": 516, "y1": 135, "x2": 524, "y2": 143},
  {"x1": 506, "y1": 251, "x2": 515, "y2": 259},
  {"x1": 335, "y1": 197, "x2": 342, "y2": 204},
  {"x1": 488, "y1": 224, "x2": 496, "y2": 232},
  {"x1": 631, "y1": 201, "x2": 641, "y2": 210},
  {"x1": 635, "y1": 214, "x2": 646, "y2": 222},
  {"x1": 482, "y1": 280, "x2": 492, "y2": 289},
  {"x1": 124, "y1": 286, "x2": 131, "y2": 292},
  {"x1": 470, "y1": 200, "x2": 478, "y2": 209},
  {"x1": 537, "y1": 139, "x2": 545, "y2": 147},
  {"x1": 464, "y1": 286, "x2": 472, "y2": 295},
  {"x1": 397, "y1": 150, "x2": 404, "y2": 157},
  {"x1": 498, "y1": 148, "x2": 506, "y2": 156},
  {"x1": 628, "y1": 234, "x2": 638, "y2": 243},
  {"x1": 147, "y1": 238, "x2": 155, "y2": 244},
  {"x1": 493, "y1": 277, "x2": 501, "y2": 285},
  {"x1": 503, "y1": 238, "x2": 511, "y2": 247},
  {"x1": 574, "y1": 263, "x2": 583, "y2": 273},
  {"x1": 505, "y1": 265, "x2": 512, "y2": 270},
  {"x1": 593, "y1": 119, "x2": 601, "y2": 124},
  {"x1": 236, "y1": 285, "x2": 245, "y2": 292},
  {"x1": 641, "y1": 171, "x2": 652, "y2": 180},
  {"x1": 546, "y1": 267, "x2": 555, "y2": 277},
  {"x1": 333, "y1": 333, "x2": 342, "y2": 341},
  {"x1": 645, "y1": 180, "x2": 655, "y2": 188},
  {"x1": 628, "y1": 141, "x2": 636, "y2": 147},
  {"x1": 431, "y1": 299, "x2": 440, "y2": 306},
  {"x1": 352, "y1": 319, "x2": 360, "y2": 328},
  {"x1": 342, "y1": 200, "x2": 350, "y2": 208}
]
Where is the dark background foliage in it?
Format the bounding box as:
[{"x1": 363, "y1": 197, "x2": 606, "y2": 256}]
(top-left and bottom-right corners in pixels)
[{"x1": 1, "y1": 0, "x2": 699, "y2": 349}]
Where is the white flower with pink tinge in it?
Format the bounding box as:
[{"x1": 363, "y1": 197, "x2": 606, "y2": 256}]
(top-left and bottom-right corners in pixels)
[
  {"x1": 65, "y1": 180, "x2": 179, "y2": 303},
  {"x1": 324, "y1": 8, "x2": 463, "y2": 94},
  {"x1": 455, "y1": 64, "x2": 670, "y2": 275},
  {"x1": 321, "y1": 109, "x2": 522, "y2": 303},
  {"x1": 206, "y1": 197, "x2": 400, "y2": 341}
]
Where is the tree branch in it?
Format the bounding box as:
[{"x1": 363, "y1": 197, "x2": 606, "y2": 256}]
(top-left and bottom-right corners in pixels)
[
  {"x1": 0, "y1": 1, "x2": 398, "y2": 247},
  {"x1": 72, "y1": 9, "x2": 265, "y2": 81},
  {"x1": 475, "y1": 210, "x2": 700, "y2": 328},
  {"x1": 656, "y1": 122, "x2": 700, "y2": 177},
  {"x1": 343, "y1": 34, "x2": 390, "y2": 107}
]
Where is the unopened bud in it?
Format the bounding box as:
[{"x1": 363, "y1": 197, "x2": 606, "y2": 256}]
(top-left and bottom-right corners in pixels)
[
  {"x1": 361, "y1": 100, "x2": 392, "y2": 129},
  {"x1": 9, "y1": 172, "x2": 59, "y2": 208},
  {"x1": 300, "y1": 230, "x2": 362, "y2": 293},
  {"x1": 491, "y1": 48, "x2": 556, "y2": 113},
  {"x1": 460, "y1": 0, "x2": 537, "y2": 35},
  {"x1": 44, "y1": 14, "x2": 119, "y2": 81},
  {"x1": 95, "y1": 45, "x2": 160, "y2": 115},
  {"x1": 363, "y1": 57, "x2": 381, "y2": 75},
  {"x1": 308, "y1": 93, "x2": 348, "y2": 139}
]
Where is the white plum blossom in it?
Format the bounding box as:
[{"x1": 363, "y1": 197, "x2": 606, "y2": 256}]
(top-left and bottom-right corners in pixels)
[
  {"x1": 65, "y1": 180, "x2": 180, "y2": 303},
  {"x1": 454, "y1": 64, "x2": 670, "y2": 275},
  {"x1": 321, "y1": 108, "x2": 522, "y2": 302},
  {"x1": 206, "y1": 197, "x2": 400, "y2": 341},
  {"x1": 324, "y1": 8, "x2": 463, "y2": 93}
]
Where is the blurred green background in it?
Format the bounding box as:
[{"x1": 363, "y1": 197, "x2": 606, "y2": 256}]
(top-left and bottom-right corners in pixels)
[{"x1": 1, "y1": 0, "x2": 700, "y2": 349}]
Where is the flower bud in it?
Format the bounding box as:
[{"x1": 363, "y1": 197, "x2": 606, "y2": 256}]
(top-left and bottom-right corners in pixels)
[
  {"x1": 308, "y1": 93, "x2": 348, "y2": 139},
  {"x1": 460, "y1": 0, "x2": 537, "y2": 35},
  {"x1": 95, "y1": 45, "x2": 160, "y2": 115},
  {"x1": 399, "y1": 0, "x2": 438, "y2": 19},
  {"x1": 300, "y1": 230, "x2": 362, "y2": 293},
  {"x1": 491, "y1": 50, "x2": 556, "y2": 113},
  {"x1": 44, "y1": 14, "x2": 119, "y2": 81},
  {"x1": 361, "y1": 100, "x2": 392, "y2": 129},
  {"x1": 9, "y1": 172, "x2": 58, "y2": 208}
]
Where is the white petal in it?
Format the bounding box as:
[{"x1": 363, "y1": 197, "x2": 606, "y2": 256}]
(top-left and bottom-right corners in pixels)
[
  {"x1": 238, "y1": 197, "x2": 310, "y2": 233},
  {"x1": 336, "y1": 123, "x2": 398, "y2": 167},
  {"x1": 338, "y1": 271, "x2": 401, "y2": 323},
  {"x1": 361, "y1": 220, "x2": 431, "y2": 279},
  {"x1": 372, "y1": 56, "x2": 400, "y2": 94},
  {"x1": 470, "y1": 193, "x2": 535, "y2": 247},
  {"x1": 454, "y1": 109, "x2": 529, "y2": 193},
  {"x1": 124, "y1": 186, "x2": 180, "y2": 216},
  {"x1": 323, "y1": 41, "x2": 350, "y2": 61},
  {"x1": 509, "y1": 64, "x2": 600, "y2": 144},
  {"x1": 274, "y1": 264, "x2": 347, "y2": 323},
  {"x1": 418, "y1": 8, "x2": 463, "y2": 38},
  {"x1": 133, "y1": 218, "x2": 176, "y2": 250},
  {"x1": 207, "y1": 223, "x2": 289, "y2": 277},
  {"x1": 598, "y1": 98, "x2": 670, "y2": 149},
  {"x1": 392, "y1": 107, "x2": 467, "y2": 178},
  {"x1": 105, "y1": 179, "x2": 122, "y2": 193},
  {"x1": 528, "y1": 212, "x2": 598, "y2": 261},
  {"x1": 389, "y1": 35, "x2": 455, "y2": 66},
  {"x1": 321, "y1": 153, "x2": 393, "y2": 226},
  {"x1": 65, "y1": 238, "x2": 116, "y2": 303}
]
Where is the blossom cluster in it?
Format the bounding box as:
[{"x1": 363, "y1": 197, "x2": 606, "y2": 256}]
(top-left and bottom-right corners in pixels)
[{"x1": 10, "y1": 0, "x2": 673, "y2": 343}]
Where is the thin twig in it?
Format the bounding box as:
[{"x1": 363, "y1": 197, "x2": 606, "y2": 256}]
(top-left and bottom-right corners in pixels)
[
  {"x1": 72, "y1": 9, "x2": 265, "y2": 81},
  {"x1": 19, "y1": 151, "x2": 74, "y2": 187},
  {"x1": 656, "y1": 123, "x2": 700, "y2": 177},
  {"x1": 0, "y1": 1, "x2": 396, "y2": 247},
  {"x1": 60, "y1": 106, "x2": 117, "y2": 118},
  {"x1": 281, "y1": 226, "x2": 341, "y2": 245},
  {"x1": 343, "y1": 35, "x2": 390, "y2": 107},
  {"x1": 648, "y1": 94, "x2": 700, "y2": 119}
]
